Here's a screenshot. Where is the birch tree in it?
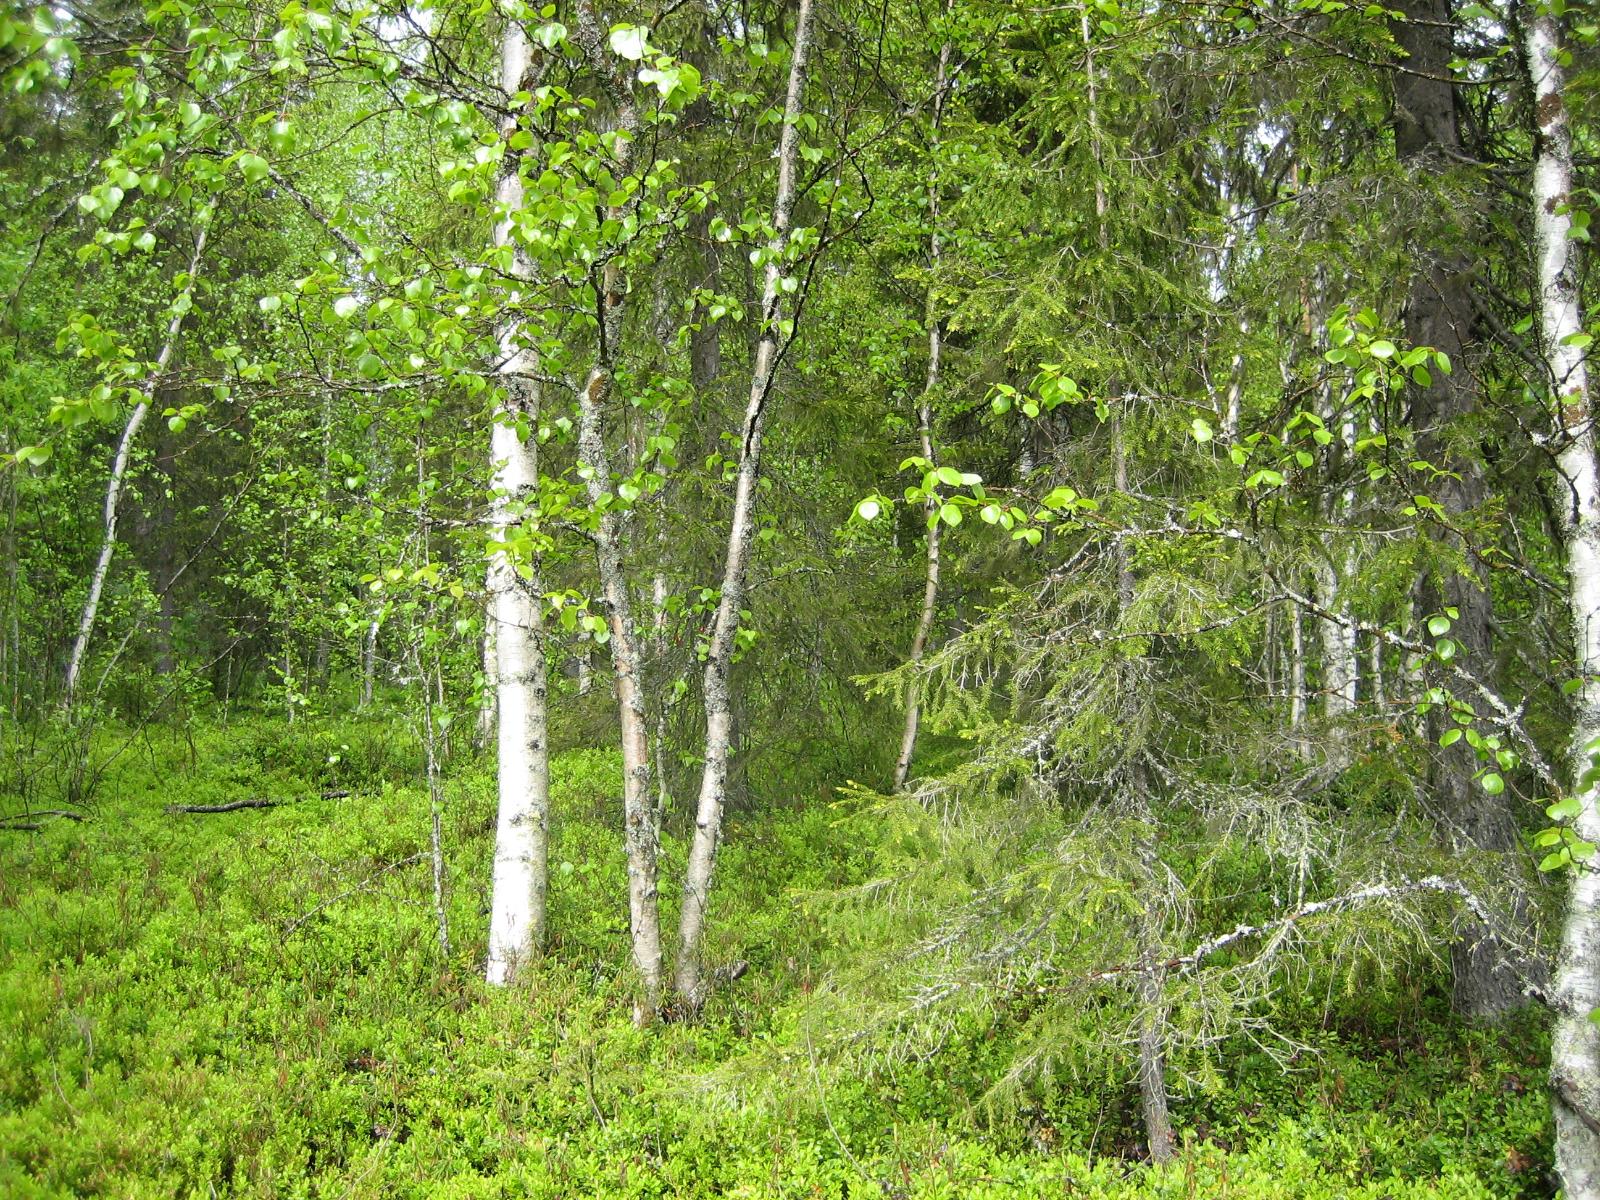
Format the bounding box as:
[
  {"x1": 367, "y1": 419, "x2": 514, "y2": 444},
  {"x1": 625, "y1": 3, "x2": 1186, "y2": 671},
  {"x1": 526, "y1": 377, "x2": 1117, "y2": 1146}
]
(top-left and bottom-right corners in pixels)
[
  {"x1": 1526, "y1": 4, "x2": 1600, "y2": 1190},
  {"x1": 674, "y1": 0, "x2": 817, "y2": 1008},
  {"x1": 892, "y1": 33, "x2": 953, "y2": 797},
  {"x1": 63, "y1": 222, "x2": 209, "y2": 707},
  {"x1": 484, "y1": 19, "x2": 551, "y2": 985},
  {"x1": 569, "y1": 1, "x2": 664, "y2": 1018}
]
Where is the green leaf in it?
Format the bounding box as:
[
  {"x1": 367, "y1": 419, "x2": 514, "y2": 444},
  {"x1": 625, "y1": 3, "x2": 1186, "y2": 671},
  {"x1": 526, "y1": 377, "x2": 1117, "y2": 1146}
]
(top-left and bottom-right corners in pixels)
[
  {"x1": 1549, "y1": 796, "x2": 1583, "y2": 821},
  {"x1": 1427, "y1": 615, "x2": 1451, "y2": 636},
  {"x1": 1481, "y1": 772, "x2": 1504, "y2": 796},
  {"x1": 939, "y1": 503, "x2": 962, "y2": 527},
  {"x1": 1368, "y1": 339, "x2": 1396, "y2": 359},
  {"x1": 854, "y1": 498, "x2": 880, "y2": 521},
  {"x1": 238, "y1": 153, "x2": 270, "y2": 184},
  {"x1": 259, "y1": 294, "x2": 281, "y2": 313},
  {"x1": 1190, "y1": 417, "x2": 1213, "y2": 443},
  {"x1": 1540, "y1": 849, "x2": 1570, "y2": 872},
  {"x1": 608, "y1": 24, "x2": 648, "y2": 60},
  {"x1": 333, "y1": 296, "x2": 360, "y2": 320}
]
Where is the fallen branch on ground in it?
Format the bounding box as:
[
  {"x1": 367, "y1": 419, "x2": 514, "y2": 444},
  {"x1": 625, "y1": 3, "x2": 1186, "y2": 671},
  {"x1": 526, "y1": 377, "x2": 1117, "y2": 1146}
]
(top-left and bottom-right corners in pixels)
[
  {"x1": 0, "y1": 809, "x2": 86, "y2": 828},
  {"x1": 166, "y1": 789, "x2": 349, "y2": 814}
]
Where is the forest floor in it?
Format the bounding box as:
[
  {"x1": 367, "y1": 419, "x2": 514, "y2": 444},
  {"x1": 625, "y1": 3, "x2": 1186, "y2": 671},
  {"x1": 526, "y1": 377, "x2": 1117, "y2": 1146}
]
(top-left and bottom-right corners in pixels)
[{"x1": 0, "y1": 713, "x2": 1557, "y2": 1198}]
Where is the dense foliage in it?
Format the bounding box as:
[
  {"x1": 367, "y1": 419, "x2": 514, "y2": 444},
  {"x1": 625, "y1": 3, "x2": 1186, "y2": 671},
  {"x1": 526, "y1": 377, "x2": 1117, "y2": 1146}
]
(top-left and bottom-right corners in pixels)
[{"x1": 6, "y1": 0, "x2": 1600, "y2": 1191}]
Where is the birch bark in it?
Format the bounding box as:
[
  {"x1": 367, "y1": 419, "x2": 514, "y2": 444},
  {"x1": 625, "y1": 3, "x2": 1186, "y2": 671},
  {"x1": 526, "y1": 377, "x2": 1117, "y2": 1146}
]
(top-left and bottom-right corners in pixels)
[
  {"x1": 484, "y1": 19, "x2": 551, "y2": 986},
  {"x1": 63, "y1": 223, "x2": 208, "y2": 706},
  {"x1": 571, "y1": 0, "x2": 663, "y2": 1019},
  {"x1": 892, "y1": 33, "x2": 952, "y2": 796},
  {"x1": 674, "y1": 0, "x2": 817, "y2": 1007},
  {"x1": 1527, "y1": 8, "x2": 1600, "y2": 1191}
]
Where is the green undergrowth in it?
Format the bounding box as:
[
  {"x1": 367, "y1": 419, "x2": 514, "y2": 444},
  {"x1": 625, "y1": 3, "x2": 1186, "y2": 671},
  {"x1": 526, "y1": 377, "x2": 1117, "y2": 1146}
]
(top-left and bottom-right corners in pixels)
[{"x1": 0, "y1": 715, "x2": 1554, "y2": 1197}]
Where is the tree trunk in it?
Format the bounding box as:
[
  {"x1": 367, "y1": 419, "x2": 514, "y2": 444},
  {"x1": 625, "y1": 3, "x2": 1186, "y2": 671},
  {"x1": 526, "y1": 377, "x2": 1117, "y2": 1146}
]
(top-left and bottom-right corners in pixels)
[
  {"x1": 567, "y1": 7, "x2": 663, "y2": 1018},
  {"x1": 1528, "y1": 10, "x2": 1600, "y2": 1192},
  {"x1": 1289, "y1": 598, "x2": 1307, "y2": 741},
  {"x1": 577, "y1": 376, "x2": 663, "y2": 1016},
  {"x1": 477, "y1": 601, "x2": 497, "y2": 749},
  {"x1": 484, "y1": 20, "x2": 552, "y2": 986},
  {"x1": 63, "y1": 224, "x2": 208, "y2": 706},
  {"x1": 359, "y1": 615, "x2": 379, "y2": 710},
  {"x1": 1309, "y1": 273, "x2": 1359, "y2": 724},
  {"x1": 892, "y1": 34, "x2": 952, "y2": 797},
  {"x1": 674, "y1": 0, "x2": 817, "y2": 1010},
  {"x1": 1138, "y1": 966, "x2": 1177, "y2": 1164},
  {"x1": 1395, "y1": 0, "x2": 1526, "y2": 1019},
  {"x1": 418, "y1": 648, "x2": 452, "y2": 958}
]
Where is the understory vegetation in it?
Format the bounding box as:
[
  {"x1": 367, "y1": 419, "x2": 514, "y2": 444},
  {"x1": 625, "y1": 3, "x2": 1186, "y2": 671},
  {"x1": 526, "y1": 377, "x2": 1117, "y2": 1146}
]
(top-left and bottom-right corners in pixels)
[{"x1": 0, "y1": 710, "x2": 1557, "y2": 1197}]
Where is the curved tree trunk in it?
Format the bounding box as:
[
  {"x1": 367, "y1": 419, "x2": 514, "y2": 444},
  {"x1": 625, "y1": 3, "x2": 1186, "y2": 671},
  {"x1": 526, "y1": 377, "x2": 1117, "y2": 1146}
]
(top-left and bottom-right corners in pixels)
[
  {"x1": 893, "y1": 33, "x2": 953, "y2": 796},
  {"x1": 63, "y1": 224, "x2": 208, "y2": 707},
  {"x1": 674, "y1": 0, "x2": 817, "y2": 1009}
]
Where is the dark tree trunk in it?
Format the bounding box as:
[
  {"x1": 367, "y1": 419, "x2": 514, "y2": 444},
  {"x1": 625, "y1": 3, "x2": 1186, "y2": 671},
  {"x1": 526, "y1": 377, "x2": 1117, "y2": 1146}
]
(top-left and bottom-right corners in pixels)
[{"x1": 1395, "y1": 0, "x2": 1529, "y2": 1019}]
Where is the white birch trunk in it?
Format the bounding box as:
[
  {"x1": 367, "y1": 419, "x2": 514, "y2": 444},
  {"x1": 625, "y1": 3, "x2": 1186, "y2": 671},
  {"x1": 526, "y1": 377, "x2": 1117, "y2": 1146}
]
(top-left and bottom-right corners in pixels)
[
  {"x1": 893, "y1": 34, "x2": 953, "y2": 796},
  {"x1": 674, "y1": 0, "x2": 817, "y2": 1007},
  {"x1": 576, "y1": 384, "x2": 662, "y2": 1015},
  {"x1": 1221, "y1": 327, "x2": 1246, "y2": 445},
  {"x1": 484, "y1": 21, "x2": 551, "y2": 987},
  {"x1": 1529, "y1": 11, "x2": 1600, "y2": 1193},
  {"x1": 1317, "y1": 309, "x2": 1359, "y2": 722},
  {"x1": 63, "y1": 224, "x2": 208, "y2": 706}
]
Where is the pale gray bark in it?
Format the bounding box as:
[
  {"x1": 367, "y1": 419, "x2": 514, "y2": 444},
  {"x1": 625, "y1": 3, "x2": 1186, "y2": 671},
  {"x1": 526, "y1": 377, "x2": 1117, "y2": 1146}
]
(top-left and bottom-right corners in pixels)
[
  {"x1": 63, "y1": 224, "x2": 208, "y2": 706},
  {"x1": 485, "y1": 20, "x2": 551, "y2": 986},
  {"x1": 1527, "y1": 9, "x2": 1600, "y2": 1192},
  {"x1": 674, "y1": 0, "x2": 817, "y2": 1008},
  {"x1": 1289, "y1": 598, "x2": 1307, "y2": 738},
  {"x1": 1137, "y1": 964, "x2": 1176, "y2": 1165},
  {"x1": 359, "y1": 615, "x2": 379, "y2": 710},
  {"x1": 419, "y1": 649, "x2": 452, "y2": 957},
  {"x1": 477, "y1": 602, "x2": 497, "y2": 748},
  {"x1": 1311, "y1": 276, "x2": 1359, "y2": 723},
  {"x1": 572, "y1": 0, "x2": 663, "y2": 1019},
  {"x1": 893, "y1": 34, "x2": 953, "y2": 796}
]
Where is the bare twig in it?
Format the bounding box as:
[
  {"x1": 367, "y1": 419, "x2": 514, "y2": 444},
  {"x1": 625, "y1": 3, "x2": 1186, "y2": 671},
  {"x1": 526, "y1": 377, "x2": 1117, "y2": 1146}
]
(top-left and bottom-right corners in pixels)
[{"x1": 284, "y1": 852, "x2": 428, "y2": 935}]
